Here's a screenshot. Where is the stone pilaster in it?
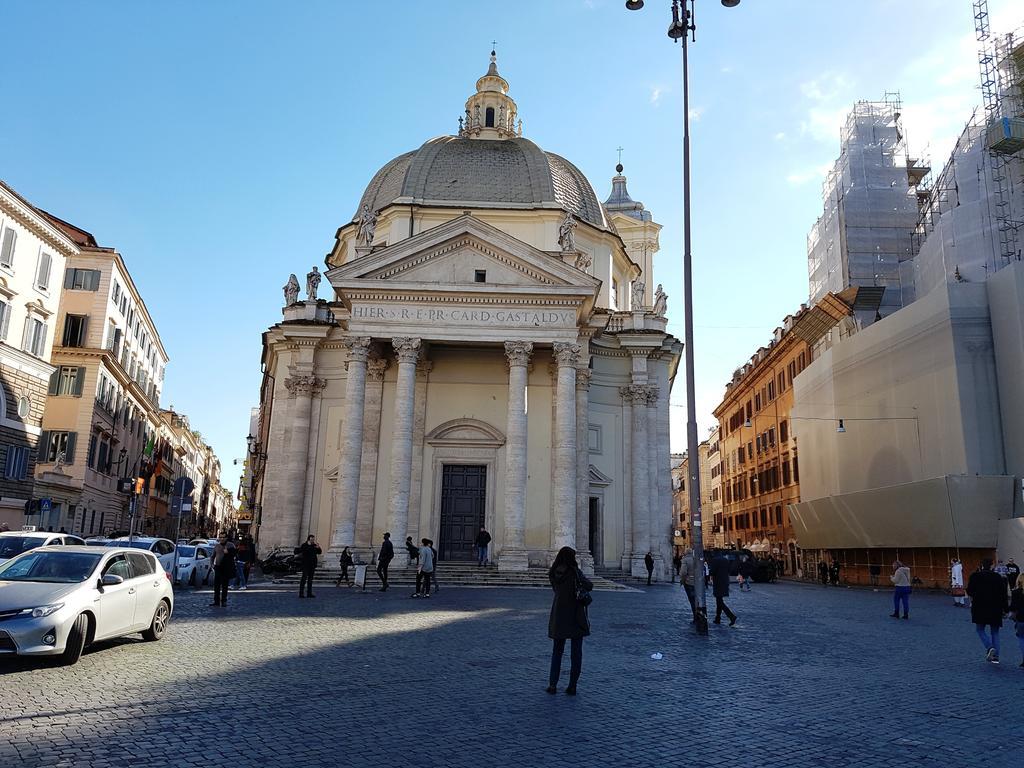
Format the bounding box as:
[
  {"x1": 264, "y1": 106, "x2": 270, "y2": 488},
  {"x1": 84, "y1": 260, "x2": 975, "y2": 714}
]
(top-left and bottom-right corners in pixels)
[
  {"x1": 354, "y1": 357, "x2": 388, "y2": 551},
  {"x1": 386, "y1": 337, "x2": 421, "y2": 566},
  {"x1": 622, "y1": 384, "x2": 651, "y2": 577},
  {"x1": 645, "y1": 386, "x2": 664, "y2": 581},
  {"x1": 500, "y1": 341, "x2": 533, "y2": 572},
  {"x1": 552, "y1": 342, "x2": 580, "y2": 554},
  {"x1": 298, "y1": 376, "x2": 327, "y2": 540},
  {"x1": 407, "y1": 360, "x2": 433, "y2": 545},
  {"x1": 330, "y1": 337, "x2": 372, "y2": 550},
  {"x1": 654, "y1": 357, "x2": 674, "y2": 574},
  {"x1": 620, "y1": 390, "x2": 633, "y2": 572},
  {"x1": 281, "y1": 373, "x2": 326, "y2": 544},
  {"x1": 575, "y1": 368, "x2": 593, "y2": 574}
]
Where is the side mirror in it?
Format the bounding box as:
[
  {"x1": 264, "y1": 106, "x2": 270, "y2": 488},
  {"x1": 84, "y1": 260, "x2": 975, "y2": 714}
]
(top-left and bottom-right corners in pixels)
[{"x1": 101, "y1": 573, "x2": 124, "y2": 587}]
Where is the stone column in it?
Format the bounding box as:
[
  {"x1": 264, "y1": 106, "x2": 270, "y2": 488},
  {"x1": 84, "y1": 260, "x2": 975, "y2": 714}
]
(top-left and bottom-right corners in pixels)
[
  {"x1": 354, "y1": 357, "x2": 388, "y2": 553},
  {"x1": 619, "y1": 388, "x2": 633, "y2": 571},
  {"x1": 645, "y1": 386, "x2": 664, "y2": 580},
  {"x1": 623, "y1": 384, "x2": 650, "y2": 577},
  {"x1": 282, "y1": 373, "x2": 325, "y2": 544},
  {"x1": 501, "y1": 341, "x2": 533, "y2": 572},
  {"x1": 386, "y1": 337, "x2": 421, "y2": 566},
  {"x1": 552, "y1": 342, "x2": 580, "y2": 553},
  {"x1": 298, "y1": 376, "x2": 327, "y2": 540},
  {"x1": 407, "y1": 360, "x2": 432, "y2": 545},
  {"x1": 330, "y1": 337, "x2": 371, "y2": 550},
  {"x1": 654, "y1": 357, "x2": 674, "y2": 574},
  {"x1": 575, "y1": 368, "x2": 593, "y2": 575}
]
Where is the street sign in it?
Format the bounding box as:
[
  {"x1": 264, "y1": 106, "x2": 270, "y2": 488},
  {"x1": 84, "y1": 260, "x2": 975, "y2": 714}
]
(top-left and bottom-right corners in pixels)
[
  {"x1": 169, "y1": 495, "x2": 194, "y2": 517},
  {"x1": 172, "y1": 477, "x2": 195, "y2": 498},
  {"x1": 118, "y1": 478, "x2": 134, "y2": 494},
  {"x1": 39, "y1": 498, "x2": 52, "y2": 514}
]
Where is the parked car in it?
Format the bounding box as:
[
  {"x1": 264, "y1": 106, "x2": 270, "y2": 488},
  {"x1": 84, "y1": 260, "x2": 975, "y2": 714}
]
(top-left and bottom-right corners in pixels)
[
  {"x1": 704, "y1": 548, "x2": 756, "y2": 581},
  {"x1": 0, "y1": 545, "x2": 173, "y2": 664},
  {"x1": 188, "y1": 538, "x2": 220, "y2": 548},
  {"x1": 0, "y1": 531, "x2": 85, "y2": 566},
  {"x1": 174, "y1": 544, "x2": 213, "y2": 586},
  {"x1": 107, "y1": 537, "x2": 177, "y2": 574}
]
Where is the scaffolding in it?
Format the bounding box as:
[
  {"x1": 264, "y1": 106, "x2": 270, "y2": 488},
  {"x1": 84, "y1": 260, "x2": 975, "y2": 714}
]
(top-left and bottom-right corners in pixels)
[{"x1": 806, "y1": 94, "x2": 924, "y2": 322}]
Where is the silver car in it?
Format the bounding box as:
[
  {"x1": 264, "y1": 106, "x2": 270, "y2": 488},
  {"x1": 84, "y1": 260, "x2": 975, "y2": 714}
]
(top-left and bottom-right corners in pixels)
[
  {"x1": 0, "y1": 545, "x2": 174, "y2": 665},
  {"x1": 0, "y1": 531, "x2": 86, "y2": 566}
]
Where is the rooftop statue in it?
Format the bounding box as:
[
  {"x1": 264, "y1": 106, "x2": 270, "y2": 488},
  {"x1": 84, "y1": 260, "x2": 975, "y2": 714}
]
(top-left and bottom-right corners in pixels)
[
  {"x1": 306, "y1": 267, "x2": 321, "y2": 302},
  {"x1": 558, "y1": 210, "x2": 577, "y2": 253},
  {"x1": 283, "y1": 274, "x2": 300, "y2": 306}
]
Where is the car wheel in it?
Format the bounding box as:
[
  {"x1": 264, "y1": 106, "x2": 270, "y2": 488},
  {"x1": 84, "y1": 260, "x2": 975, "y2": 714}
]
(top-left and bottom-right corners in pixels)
[
  {"x1": 188, "y1": 569, "x2": 197, "y2": 587},
  {"x1": 60, "y1": 614, "x2": 88, "y2": 665},
  {"x1": 142, "y1": 600, "x2": 170, "y2": 642}
]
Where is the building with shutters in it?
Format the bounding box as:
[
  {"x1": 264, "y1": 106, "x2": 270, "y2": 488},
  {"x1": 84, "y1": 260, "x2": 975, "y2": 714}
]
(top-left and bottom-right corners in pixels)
[
  {"x1": 33, "y1": 230, "x2": 169, "y2": 536},
  {"x1": 0, "y1": 181, "x2": 75, "y2": 530}
]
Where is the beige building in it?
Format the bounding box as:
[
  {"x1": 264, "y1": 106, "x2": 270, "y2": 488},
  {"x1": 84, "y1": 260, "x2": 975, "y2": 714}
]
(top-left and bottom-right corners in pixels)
[
  {"x1": 255, "y1": 54, "x2": 681, "y2": 577},
  {"x1": 0, "y1": 181, "x2": 75, "y2": 530},
  {"x1": 706, "y1": 426, "x2": 724, "y2": 548}
]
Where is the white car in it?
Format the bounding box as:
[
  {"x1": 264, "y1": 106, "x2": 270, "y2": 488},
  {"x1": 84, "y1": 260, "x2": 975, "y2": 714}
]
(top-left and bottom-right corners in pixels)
[
  {"x1": 0, "y1": 545, "x2": 173, "y2": 664},
  {"x1": 107, "y1": 537, "x2": 177, "y2": 574},
  {"x1": 0, "y1": 531, "x2": 85, "y2": 566},
  {"x1": 174, "y1": 543, "x2": 213, "y2": 586}
]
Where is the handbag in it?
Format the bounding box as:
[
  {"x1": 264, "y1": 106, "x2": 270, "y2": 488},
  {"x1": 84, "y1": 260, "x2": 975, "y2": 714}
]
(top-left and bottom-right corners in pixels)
[{"x1": 575, "y1": 569, "x2": 593, "y2": 607}]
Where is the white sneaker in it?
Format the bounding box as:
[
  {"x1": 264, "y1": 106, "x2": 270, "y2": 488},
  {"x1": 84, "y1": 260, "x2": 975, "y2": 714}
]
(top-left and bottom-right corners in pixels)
[{"x1": 240, "y1": 585, "x2": 247, "y2": 591}]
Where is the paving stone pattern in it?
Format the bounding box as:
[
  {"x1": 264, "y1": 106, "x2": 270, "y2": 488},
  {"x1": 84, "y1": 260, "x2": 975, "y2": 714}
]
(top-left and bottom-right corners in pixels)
[{"x1": 2, "y1": 580, "x2": 1023, "y2": 768}]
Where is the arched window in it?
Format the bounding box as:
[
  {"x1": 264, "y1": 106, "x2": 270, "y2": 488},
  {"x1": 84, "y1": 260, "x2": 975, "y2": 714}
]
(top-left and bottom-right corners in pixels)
[{"x1": 485, "y1": 107, "x2": 495, "y2": 128}]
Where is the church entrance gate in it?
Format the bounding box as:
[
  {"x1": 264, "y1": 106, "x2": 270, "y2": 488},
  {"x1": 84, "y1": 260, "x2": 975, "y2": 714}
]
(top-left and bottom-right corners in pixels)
[{"x1": 438, "y1": 464, "x2": 486, "y2": 561}]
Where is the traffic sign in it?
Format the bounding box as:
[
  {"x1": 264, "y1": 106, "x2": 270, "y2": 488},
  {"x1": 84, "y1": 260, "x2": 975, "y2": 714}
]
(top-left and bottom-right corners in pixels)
[
  {"x1": 39, "y1": 498, "x2": 52, "y2": 514},
  {"x1": 172, "y1": 477, "x2": 195, "y2": 498}
]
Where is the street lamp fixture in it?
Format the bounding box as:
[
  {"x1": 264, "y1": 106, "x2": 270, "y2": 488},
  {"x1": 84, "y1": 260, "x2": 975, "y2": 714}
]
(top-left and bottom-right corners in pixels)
[
  {"x1": 246, "y1": 434, "x2": 256, "y2": 453},
  {"x1": 744, "y1": 417, "x2": 752, "y2": 428},
  {"x1": 837, "y1": 419, "x2": 846, "y2": 433},
  {"x1": 624, "y1": 0, "x2": 740, "y2": 637}
]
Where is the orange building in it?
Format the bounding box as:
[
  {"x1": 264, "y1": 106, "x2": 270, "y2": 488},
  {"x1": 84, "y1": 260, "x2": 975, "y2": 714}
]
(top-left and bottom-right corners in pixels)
[{"x1": 713, "y1": 310, "x2": 813, "y2": 576}]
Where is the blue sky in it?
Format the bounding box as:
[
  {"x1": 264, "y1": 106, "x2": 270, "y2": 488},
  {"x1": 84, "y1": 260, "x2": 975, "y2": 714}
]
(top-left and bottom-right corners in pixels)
[{"x1": 3, "y1": 0, "x2": 1021, "y2": 493}]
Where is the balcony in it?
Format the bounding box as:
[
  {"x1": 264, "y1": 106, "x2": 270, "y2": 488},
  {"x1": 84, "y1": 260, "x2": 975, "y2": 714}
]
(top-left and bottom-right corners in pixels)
[{"x1": 604, "y1": 311, "x2": 668, "y2": 334}]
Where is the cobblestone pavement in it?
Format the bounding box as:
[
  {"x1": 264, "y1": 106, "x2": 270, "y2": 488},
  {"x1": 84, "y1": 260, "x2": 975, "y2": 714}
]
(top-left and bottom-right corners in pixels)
[{"x1": 2, "y1": 579, "x2": 1024, "y2": 768}]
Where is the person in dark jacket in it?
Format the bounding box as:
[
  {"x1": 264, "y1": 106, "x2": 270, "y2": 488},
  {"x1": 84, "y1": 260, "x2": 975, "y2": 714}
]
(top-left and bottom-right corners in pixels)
[
  {"x1": 546, "y1": 546, "x2": 592, "y2": 696},
  {"x1": 1009, "y1": 585, "x2": 1024, "y2": 668},
  {"x1": 739, "y1": 555, "x2": 755, "y2": 591},
  {"x1": 296, "y1": 535, "x2": 322, "y2": 598},
  {"x1": 209, "y1": 534, "x2": 235, "y2": 607},
  {"x1": 475, "y1": 527, "x2": 492, "y2": 567},
  {"x1": 405, "y1": 536, "x2": 419, "y2": 565},
  {"x1": 829, "y1": 560, "x2": 841, "y2": 586},
  {"x1": 710, "y1": 554, "x2": 737, "y2": 626},
  {"x1": 967, "y1": 558, "x2": 1010, "y2": 664},
  {"x1": 336, "y1": 546, "x2": 354, "y2": 587},
  {"x1": 377, "y1": 532, "x2": 394, "y2": 592},
  {"x1": 1007, "y1": 558, "x2": 1020, "y2": 591},
  {"x1": 644, "y1": 551, "x2": 655, "y2": 586},
  {"x1": 672, "y1": 553, "x2": 682, "y2": 583},
  {"x1": 428, "y1": 539, "x2": 440, "y2": 593},
  {"x1": 818, "y1": 560, "x2": 828, "y2": 586}
]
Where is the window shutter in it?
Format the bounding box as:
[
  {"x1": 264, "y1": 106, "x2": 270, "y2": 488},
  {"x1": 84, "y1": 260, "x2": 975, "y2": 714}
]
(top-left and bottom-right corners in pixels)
[
  {"x1": 73, "y1": 367, "x2": 84, "y2": 396},
  {"x1": 0, "y1": 228, "x2": 15, "y2": 267},
  {"x1": 37, "y1": 430, "x2": 49, "y2": 462},
  {"x1": 36, "y1": 323, "x2": 47, "y2": 357},
  {"x1": 40, "y1": 253, "x2": 52, "y2": 290},
  {"x1": 65, "y1": 432, "x2": 77, "y2": 464},
  {"x1": 48, "y1": 369, "x2": 59, "y2": 395},
  {"x1": 0, "y1": 302, "x2": 9, "y2": 341},
  {"x1": 65, "y1": 269, "x2": 76, "y2": 289},
  {"x1": 77, "y1": 317, "x2": 88, "y2": 347},
  {"x1": 90, "y1": 270, "x2": 101, "y2": 290}
]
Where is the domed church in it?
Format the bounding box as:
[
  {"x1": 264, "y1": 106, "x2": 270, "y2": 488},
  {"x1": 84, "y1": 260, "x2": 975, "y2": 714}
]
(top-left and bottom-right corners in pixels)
[{"x1": 256, "y1": 53, "x2": 680, "y2": 577}]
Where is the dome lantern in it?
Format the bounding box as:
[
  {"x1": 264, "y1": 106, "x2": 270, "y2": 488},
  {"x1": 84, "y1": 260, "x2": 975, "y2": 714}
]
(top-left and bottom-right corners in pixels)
[{"x1": 459, "y1": 50, "x2": 521, "y2": 140}]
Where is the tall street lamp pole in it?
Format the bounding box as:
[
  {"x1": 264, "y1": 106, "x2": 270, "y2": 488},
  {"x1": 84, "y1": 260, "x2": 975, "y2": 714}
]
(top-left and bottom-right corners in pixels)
[{"x1": 626, "y1": 0, "x2": 739, "y2": 636}]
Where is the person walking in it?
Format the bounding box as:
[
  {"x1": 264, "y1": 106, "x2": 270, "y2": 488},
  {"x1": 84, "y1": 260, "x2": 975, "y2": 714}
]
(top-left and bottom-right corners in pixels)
[
  {"x1": 950, "y1": 558, "x2": 966, "y2": 607},
  {"x1": 412, "y1": 538, "x2": 434, "y2": 598},
  {"x1": 829, "y1": 559, "x2": 841, "y2": 587},
  {"x1": 968, "y1": 558, "x2": 1010, "y2": 664},
  {"x1": 644, "y1": 551, "x2": 655, "y2": 586},
  {"x1": 546, "y1": 546, "x2": 592, "y2": 695},
  {"x1": 680, "y1": 549, "x2": 697, "y2": 623},
  {"x1": 890, "y1": 560, "x2": 912, "y2": 619},
  {"x1": 1009, "y1": 584, "x2": 1024, "y2": 669},
  {"x1": 428, "y1": 539, "x2": 440, "y2": 593},
  {"x1": 710, "y1": 553, "x2": 737, "y2": 626},
  {"x1": 869, "y1": 563, "x2": 881, "y2": 587},
  {"x1": 233, "y1": 535, "x2": 252, "y2": 591},
  {"x1": 209, "y1": 534, "x2": 235, "y2": 608},
  {"x1": 336, "y1": 546, "x2": 354, "y2": 587},
  {"x1": 739, "y1": 555, "x2": 754, "y2": 592},
  {"x1": 995, "y1": 559, "x2": 1009, "y2": 581},
  {"x1": 672, "y1": 552, "x2": 682, "y2": 584},
  {"x1": 475, "y1": 527, "x2": 492, "y2": 567},
  {"x1": 818, "y1": 559, "x2": 829, "y2": 586},
  {"x1": 1006, "y1": 558, "x2": 1020, "y2": 591},
  {"x1": 405, "y1": 536, "x2": 419, "y2": 565},
  {"x1": 296, "y1": 535, "x2": 321, "y2": 598},
  {"x1": 376, "y1": 532, "x2": 394, "y2": 592}
]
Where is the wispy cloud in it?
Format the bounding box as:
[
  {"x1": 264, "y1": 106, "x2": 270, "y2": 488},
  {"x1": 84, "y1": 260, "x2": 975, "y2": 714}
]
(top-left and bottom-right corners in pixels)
[
  {"x1": 795, "y1": 70, "x2": 857, "y2": 144},
  {"x1": 649, "y1": 85, "x2": 666, "y2": 106},
  {"x1": 774, "y1": 132, "x2": 786, "y2": 141},
  {"x1": 786, "y1": 162, "x2": 833, "y2": 187},
  {"x1": 688, "y1": 106, "x2": 705, "y2": 121}
]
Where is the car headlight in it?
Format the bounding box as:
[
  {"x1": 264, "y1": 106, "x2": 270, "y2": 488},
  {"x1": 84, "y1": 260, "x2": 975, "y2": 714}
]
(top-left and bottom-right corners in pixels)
[{"x1": 20, "y1": 603, "x2": 65, "y2": 618}]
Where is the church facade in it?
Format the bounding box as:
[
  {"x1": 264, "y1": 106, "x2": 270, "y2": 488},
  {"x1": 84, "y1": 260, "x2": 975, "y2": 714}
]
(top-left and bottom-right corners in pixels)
[{"x1": 255, "y1": 55, "x2": 680, "y2": 577}]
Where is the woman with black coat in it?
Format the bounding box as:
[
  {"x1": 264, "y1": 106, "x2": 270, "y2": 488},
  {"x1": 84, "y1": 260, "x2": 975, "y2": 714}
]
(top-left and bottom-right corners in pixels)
[{"x1": 546, "y1": 546, "x2": 592, "y2": 696}]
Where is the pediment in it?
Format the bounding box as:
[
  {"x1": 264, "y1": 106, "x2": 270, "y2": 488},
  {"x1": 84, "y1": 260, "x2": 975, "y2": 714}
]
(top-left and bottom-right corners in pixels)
[
  {"x1": 327, "y1": 214, "x2": 599, "y2": 290},
  {"x1": 426, "y1": 418, "x2": 506, "y2": 448},
  {"x1": 589, "y1": 465, "x2": 613, "y2": 487}
]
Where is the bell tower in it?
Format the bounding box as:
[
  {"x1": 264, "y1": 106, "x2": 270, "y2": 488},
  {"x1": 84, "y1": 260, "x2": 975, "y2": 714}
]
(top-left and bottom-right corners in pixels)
[{"x1": 459, "y1": 50, "x2": 521, "y2": 140}]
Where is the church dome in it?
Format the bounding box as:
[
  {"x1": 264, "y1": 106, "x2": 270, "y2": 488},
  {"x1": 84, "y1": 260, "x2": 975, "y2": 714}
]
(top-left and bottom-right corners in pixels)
[
  {"x1": 351, "y1": 52, "x2": 608, "y2": 230},
  {"x1": 353, "y1": 137, "x2": 609, "y2": 229}
]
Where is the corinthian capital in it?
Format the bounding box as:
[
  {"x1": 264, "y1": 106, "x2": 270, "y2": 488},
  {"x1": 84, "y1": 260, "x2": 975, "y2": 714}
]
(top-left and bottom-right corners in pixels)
[
  {"x1": 284, "y1": 375, "x2": 327, "y2": 397},
  {"x1": 504, "y1": 340, "x2": 534, "y2": 367},
  {"x1": 645, "y1": 386, "x2": 660, "y2": 407},
  {"x1": 619, "y1": 384, "x2": 649, "y2": 404},
  {"x1": 575, "y1": 369, "x2": 592, "y2": 391},
  {"x1": 343, "y1": 336, "x2": 372, "y2": 364},
  {"x1": 552, "y1": 341, "x2": 581, "y2": 368},
  {"x1": 392, "y1": 337, "x2": 422, "y2": 364},
  {"x1": 367, "y1": 358, "x2": 389, "y2": 382}
]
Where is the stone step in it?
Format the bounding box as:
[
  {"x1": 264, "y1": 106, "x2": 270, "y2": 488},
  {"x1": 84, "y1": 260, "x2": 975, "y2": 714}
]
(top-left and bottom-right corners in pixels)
[{"x1": 273, "y1": 566, "x2": 633, "y2": 591}]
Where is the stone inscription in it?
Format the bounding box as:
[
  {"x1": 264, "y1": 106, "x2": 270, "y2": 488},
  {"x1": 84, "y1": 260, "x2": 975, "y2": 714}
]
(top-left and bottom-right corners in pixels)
[{"x1": 352, "y1": 303, "x2": 575, "y2": 328}]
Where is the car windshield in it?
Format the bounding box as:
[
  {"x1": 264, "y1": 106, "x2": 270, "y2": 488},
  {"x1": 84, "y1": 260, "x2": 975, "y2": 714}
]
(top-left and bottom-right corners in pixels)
[
  {"x1": 0, "y1": 551, "x2": 102, "y2": 583},
  {"x1": 109, "y1": 541, "x2": 153, "y2": 551},
  {"x1": 84, "y1": 539, "x2": 110, "y2": 547},
  {"x1": 177, "y1": 546, "x2": 196, "y2": 558},
  {"x1": 0, "y1": 537, "x2": 43, "y2": 559}
]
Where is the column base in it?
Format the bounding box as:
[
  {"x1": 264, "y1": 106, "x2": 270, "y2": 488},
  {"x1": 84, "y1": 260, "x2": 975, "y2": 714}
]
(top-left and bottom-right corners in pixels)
[
  {"x1": 577, "y1": 552, "x2": 595, "y2": 576},
  {"x1": 630, "y1": 553, "x2": 652, "y2": 579},
  {"x1": 498, "y1": 549, "x2": 529, "y2": 572},
  {"x1": 391, "y1": 551, "x2": 410, "y2": 569}
]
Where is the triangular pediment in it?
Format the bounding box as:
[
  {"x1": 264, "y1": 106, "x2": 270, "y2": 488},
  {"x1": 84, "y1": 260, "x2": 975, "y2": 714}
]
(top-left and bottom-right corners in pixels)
[{"x1": 327, "y1": 214, "x2": 599, "y2": 290}]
